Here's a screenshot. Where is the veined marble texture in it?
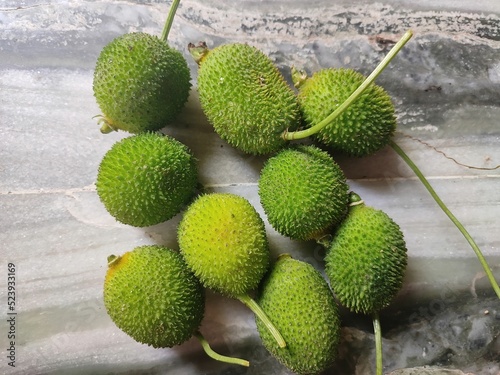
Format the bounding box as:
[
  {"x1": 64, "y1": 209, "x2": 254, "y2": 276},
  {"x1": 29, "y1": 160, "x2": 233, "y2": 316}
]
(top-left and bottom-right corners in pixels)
[{"x1": 0, "y1": 1, "x2": 499, "y2": 374}]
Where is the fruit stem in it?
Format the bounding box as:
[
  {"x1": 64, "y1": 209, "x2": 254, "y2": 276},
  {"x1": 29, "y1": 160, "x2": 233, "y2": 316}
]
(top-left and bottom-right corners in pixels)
[
  {"x1": 283, "y1": 30, "x2": 413, "y2": 141},
  {"x1": 194, "y1": 331, "x2": 250, "y2": 367},
  {"x1": 389, "y1": 140, "x2": 500, "y2": 300},
  {"x1": 373, "y1": 312, "x2": 383, "y2": 375},
  {"x1": 348, "y1": 191, "x2": 365, "y2": 206},
  {"x1": 315, "y1": 235, "x2": 332, "y2": 250},
  {"x1": 107, "y1": 254, "x2": 119, "y2": 266},
  {"x1": 237, "y1": 293, "x2": 287, "y2": 348},
  {"x1": 188, "y1": 42, "x2": 210, "y2": 65},
  {"x1": 160, "y1": 0, "x2": 181, "y2": 42}
]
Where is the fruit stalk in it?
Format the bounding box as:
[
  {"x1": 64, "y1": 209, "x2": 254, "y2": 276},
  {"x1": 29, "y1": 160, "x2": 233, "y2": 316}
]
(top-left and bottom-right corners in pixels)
[
  {"x1": 373, "y1": 312, "x2": 383, "y2": 375},
  {"x1": 194, "y1": 331, "x2": 250, "y2": 367},
  {"x1": 389, "y1": 140, "x2": 500, "y2": 299},
  {"x1": 161, "y1": 0, "x2": 181, "y2": 42},
  {"x1": 237, "y1": 293, "x2": 287, "y2": 348},
  {"x1": 282, "y1": 29, "x2": 413, "y2": 141}
]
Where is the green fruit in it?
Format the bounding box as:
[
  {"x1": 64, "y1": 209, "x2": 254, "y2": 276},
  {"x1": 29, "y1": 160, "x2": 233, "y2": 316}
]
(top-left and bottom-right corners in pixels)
[
  {"x1": 325, "y1": 195, "x2": 407, "y2": 314},
  {"x1": 296, "y1": 68, "x2": 396, "y2": 157},
  {"x1": 96, "y1": 132, "x2": 198, "y2": 227},
  {"x1": 93, "y1": 32, "x2": 191, "y2": 134},
  {"x1": 103, "y1": 245, "x2": 204, "y2": 348},
  {"x1": 178, "y1": 193, "x2": 287, "y2": 349},
  {"x1": 258, "y1": 145, "x2": 349, "y2": 240},
  {"x1": 177, "y1": 193, "x2": 270, "y2": 298},
  {"x1": 256, "y1": 255, "x2": 341, "y2": 375},
  {"x1": 191, "y1": 42, "x2": 301, "y2": 155}
]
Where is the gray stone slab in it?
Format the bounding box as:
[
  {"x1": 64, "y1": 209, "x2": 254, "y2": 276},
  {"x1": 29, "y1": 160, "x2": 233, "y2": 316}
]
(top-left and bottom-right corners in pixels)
[{"x1": 0, "y1": 0, "x2": 499, "y2": 374}]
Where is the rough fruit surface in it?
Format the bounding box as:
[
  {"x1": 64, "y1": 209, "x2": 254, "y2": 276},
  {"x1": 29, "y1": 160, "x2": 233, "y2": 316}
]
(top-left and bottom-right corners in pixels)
[
  {"x1": 178, "y1": 193, "x2": 270, "y2": 298},
  {"x1": 103, "y1": 245, "x2": 204, "y2": 348},
  {"x1": 298, "y1": 68, "x2": 396, "y2": 157},
  {"x1": 258, "y1": 145, "x2": 349, "y2": 240},
  {"x1": 256, "y1": 255, "x2": 341, "y2": 375},
  {"x1": 325, "y1": 203, "x2": 408, "y2": 314},
  {"x1": 93, "y1": 32, "x2": 191, "y2": 133},
  {"x1": 196, "y1": 43, "x2": 301, "y2": 154},
  {"x1": 96, "y1": 132, "x2": 198, "y2": 227}
]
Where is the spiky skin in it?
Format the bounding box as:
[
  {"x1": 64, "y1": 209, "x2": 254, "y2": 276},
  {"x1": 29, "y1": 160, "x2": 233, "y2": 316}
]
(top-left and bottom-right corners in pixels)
[
  {"x1": 196, "y1": 43, "x2": 301, "y2": 155},
  {"x1": 93, "y1": 32, "x2": 191, "y2": 134},
  {"x1": 256, "y1": 255, "x2": 341, "y2": 375},
  {"x1": 178, "y1": 193, "x2": 270, "y2": 298},
  {"x1": 297, "y1": 68, "x2": 397, "y2": 157},
  {"x1": 96, "y1": 132, "x2": 198, "y2": 227},
  {"x1": 103, "y1": 245, "x2": 204, "y2": 348},
  {"x1": 325, "y1": 202, "x2": 407, "y2": 315},
  {"x1": 258, "y1": 145, "x2": 349, "y2": 240}
]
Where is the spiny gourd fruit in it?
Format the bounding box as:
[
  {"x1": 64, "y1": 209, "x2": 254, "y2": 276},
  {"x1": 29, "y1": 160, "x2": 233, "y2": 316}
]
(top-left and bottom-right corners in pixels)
[
  {"x1": 177, "y1": 192, "x2": 269, "y2": 298},
  {"x1": 103, "y1": 245, "x2": 204, "y2": 348},
  {"x1": 178, "y1": 192, "x2": 287, "y2": 348},
  {"x1": 96, "y1": 132, "x2": 198, "y2": 227},
  {"x1": 258, "y1": 144, "x2": 350, "y2": 241},
  {"x1": 93, "y1": 32, "x2": 191, "y2": 134},
  {"x1": 294, "y1": 67, "x2": 397, "y2": 157},
  {"x1": 190, "y1": 42, "x2": 301, "y2": 155},
  {"x1": 256, "y1": 254, "x2": 341, "y2": 375},
  {"x1": 325, "y1": 193, "x2": 408, "y2": 315}
]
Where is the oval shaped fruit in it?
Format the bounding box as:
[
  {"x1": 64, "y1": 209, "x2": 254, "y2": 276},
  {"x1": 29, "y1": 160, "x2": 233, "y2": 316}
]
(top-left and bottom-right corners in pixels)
[
  {"x1": 258, "y1": 145, "x2": 349, "y2": 240},
  {"x1": 256, "y1": 254, "x2": 341, "y2": 375},
  {"x1": 192, "y1": 42, "x2": 301, "y2": 155},
  {"x1": 296, "y1": 68, "x2": 396, "y2": 157},
  {"x1": 178, "y1": 192, "x2": 270, "y2": 298},
  {"x1": 93, "y1": 32, "x2": 191, "y2": 134},
  {"x1": 325, "y1": 196, "x2": 408, "y2": 314},
  {"x1": 96, "y1": 132, "x2": 198, "y2": 227},
  {"x1": 103, "y1": 245, "x2": 204, "y2": 348}
]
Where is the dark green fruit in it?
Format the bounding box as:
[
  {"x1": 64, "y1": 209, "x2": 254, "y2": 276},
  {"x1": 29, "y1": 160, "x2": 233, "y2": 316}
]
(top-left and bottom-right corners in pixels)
[
  {"x1": 258, "y1": 145, "x2": 349, "y2": 240},
  {"x1": 177, "y1": 193, "x2": 270, "y2": 298},
  {"x1": 325, "y1": 195, "x2": 407, "y2": 314},
  {"x1": 96, "y1": 132, "x2": 198, "y2": 227},
  {"x1": 103, "y1": 245, "x2": 204, "y2": 348},
  {"x1": 296, "y1": 68, "x2": 396, "y2": 157},
  {"x1": 93, "y1": 32, "x2": 191, "y2": 134},
  {"x1": 191, "y1": 42, "x2": 301, "y2": 155},
  {"x1": 256, "y1": 255, "x2": 341, "y2": 375}
]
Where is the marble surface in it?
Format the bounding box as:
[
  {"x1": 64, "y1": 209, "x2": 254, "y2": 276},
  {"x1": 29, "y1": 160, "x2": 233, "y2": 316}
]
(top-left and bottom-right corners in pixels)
[{"x1": 1, "y1": 0, "x2": 499, "y2": 374}]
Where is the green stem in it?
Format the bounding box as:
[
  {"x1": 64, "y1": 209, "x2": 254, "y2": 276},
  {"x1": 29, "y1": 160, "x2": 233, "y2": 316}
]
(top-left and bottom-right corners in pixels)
[
  {"x1": 283, "y1": 30, "x2": 413, "y2": 141},
  {"x1": 237, "y1": 293, "x2": 287, "y2": 348},
  {"x1": 373, "y1": 312, "x2": 383, "y2": 375},
  {"x1": 194, "y1": 331, "x2": 250, "y2": 367},
  {"x1": 160, "y1": 0, "x2": 181, "y2": 42},
  {"x1": 315, "y1": 235, "x2": 332, "y2": 250},
  {"x1": 389, "y1": 140, "x2": 500, "y2": 299}
]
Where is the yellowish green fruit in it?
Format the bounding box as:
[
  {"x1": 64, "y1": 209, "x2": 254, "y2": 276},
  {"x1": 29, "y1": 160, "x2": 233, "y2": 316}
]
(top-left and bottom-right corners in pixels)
[
  {"x1": 256, "y1": 254, "x2": 341, "y2": 375},
  {"x1": 296, "y1": 68, "x2": 396, "y2": 157},
  {"x1": 96, "y1": 132, "x2": 198, "y2": 227},
  {"x1": 103, "y1": 245, "x2": 204, "y2": 348},
  {"x1": 191, "y1": 42, "x2": 301, "y2": 155},
  {"x1": 325, "y1": 194, "x2": 407, "y2": 314},
  {"x1": 258, "y1": 145, "x2": 349, "y2": 240},
  {"x1": 93, "y1": 32, "x2": 191, "y2": 134},
  {"x1": 178, "y1": 192, "x2": 287, "y2": 348},
  {"x1": 178, "y1": 192, "x2": 269, "y2": 297}
]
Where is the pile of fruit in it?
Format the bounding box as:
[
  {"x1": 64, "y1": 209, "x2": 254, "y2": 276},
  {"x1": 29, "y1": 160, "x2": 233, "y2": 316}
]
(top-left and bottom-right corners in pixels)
[{"x1": 91, "y1": 1, "x2": 499, "y2": 374}]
